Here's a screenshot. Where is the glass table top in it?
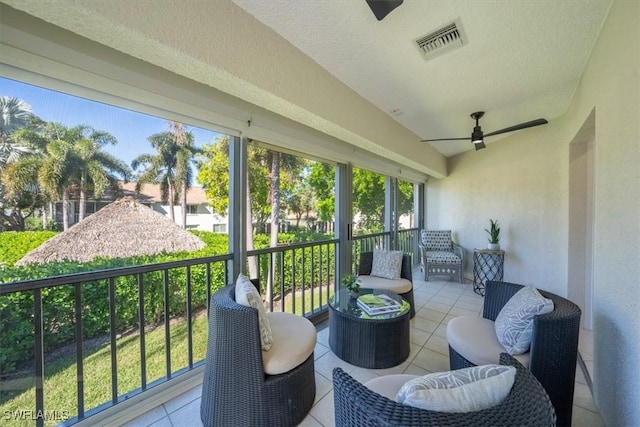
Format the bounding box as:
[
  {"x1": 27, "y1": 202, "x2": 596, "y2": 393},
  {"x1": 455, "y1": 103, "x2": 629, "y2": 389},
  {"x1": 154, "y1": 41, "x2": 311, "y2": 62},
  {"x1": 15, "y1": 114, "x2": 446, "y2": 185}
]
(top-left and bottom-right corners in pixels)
[{"x1": 329, "y1": 288, "x2": 410, "y2": 320}]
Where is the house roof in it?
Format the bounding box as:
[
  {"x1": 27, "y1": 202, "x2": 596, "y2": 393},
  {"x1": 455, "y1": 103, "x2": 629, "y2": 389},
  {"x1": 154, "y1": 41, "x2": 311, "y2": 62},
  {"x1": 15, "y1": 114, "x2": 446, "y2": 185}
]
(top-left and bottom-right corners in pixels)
[
  {"x1": 119, "y1": 182, "x2": 210, "y2": 205},
  {"x1": 16, "y1": 198, "x2": 205, "y2": 265}
]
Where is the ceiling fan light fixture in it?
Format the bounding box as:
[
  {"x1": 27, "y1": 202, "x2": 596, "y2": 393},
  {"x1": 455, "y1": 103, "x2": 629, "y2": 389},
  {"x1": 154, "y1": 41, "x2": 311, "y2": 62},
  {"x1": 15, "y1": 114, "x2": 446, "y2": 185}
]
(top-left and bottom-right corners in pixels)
[{"x1": 471, "y1": 126, "x2": 484, "y2": 147}]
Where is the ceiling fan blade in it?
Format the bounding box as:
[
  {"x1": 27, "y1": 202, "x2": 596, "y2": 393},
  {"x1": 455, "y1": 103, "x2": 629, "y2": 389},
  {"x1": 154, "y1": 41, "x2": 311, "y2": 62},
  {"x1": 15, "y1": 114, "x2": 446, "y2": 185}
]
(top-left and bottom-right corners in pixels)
[
  {"x1": 421, "y1": 137, "x2": 470, "y2": 142},
  {"x1": 365, "y1": 0, "x2": 403, "y2": 21},
  {"x1": 484, "y1": 118, "x2": 548, "y2": 137}
]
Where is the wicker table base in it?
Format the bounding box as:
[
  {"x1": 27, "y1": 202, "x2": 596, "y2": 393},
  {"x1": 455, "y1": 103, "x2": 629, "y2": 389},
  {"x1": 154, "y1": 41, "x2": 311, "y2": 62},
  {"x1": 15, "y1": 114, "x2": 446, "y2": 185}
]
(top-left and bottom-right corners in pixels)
[{"x1": 328, "y1": 289, "x2": 410, "y2": 369}]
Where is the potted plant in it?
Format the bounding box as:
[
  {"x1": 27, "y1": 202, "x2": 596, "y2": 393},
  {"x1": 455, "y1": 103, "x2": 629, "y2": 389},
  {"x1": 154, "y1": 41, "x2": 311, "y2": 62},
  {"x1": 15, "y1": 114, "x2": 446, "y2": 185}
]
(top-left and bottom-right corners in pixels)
[
  {"x1": 485, "y1": 219, "x2": 500, "y2": 250},
  {"x1": 341, "y1": 274, "x2": 361, "y2": 298}
]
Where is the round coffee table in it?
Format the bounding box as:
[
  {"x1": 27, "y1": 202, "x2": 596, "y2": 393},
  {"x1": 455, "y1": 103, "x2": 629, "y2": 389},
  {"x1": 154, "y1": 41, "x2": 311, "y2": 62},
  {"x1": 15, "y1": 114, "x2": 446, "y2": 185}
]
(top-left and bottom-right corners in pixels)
[{"x1": 328, "y1": 288, "x2": 410, "y2": 369}]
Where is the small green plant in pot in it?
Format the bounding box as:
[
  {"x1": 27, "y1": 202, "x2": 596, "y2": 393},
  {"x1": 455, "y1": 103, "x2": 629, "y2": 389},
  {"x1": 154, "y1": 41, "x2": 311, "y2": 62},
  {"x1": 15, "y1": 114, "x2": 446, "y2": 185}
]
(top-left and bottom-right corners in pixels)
[
  {"x1": 341, "y1": 274, "x2": 361, "y2": 298},
  {"x1": 485, "y1": 219, "x2": 500, "y2": 250}
]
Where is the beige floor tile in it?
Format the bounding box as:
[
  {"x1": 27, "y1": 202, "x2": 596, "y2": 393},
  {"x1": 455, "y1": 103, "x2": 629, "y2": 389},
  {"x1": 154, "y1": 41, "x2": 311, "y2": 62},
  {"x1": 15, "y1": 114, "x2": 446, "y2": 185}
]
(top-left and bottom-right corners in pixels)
[
  {"x1": 313, "y1": 371, "x2": 334, "y2": 405},
  {"x1": 168, "y1": 398, "x2": 203, "y2": 427},
  {"x1": 163, "y1": 383, "x2": 202, "y2": 414},
  {"x1": 571, "y1": 405, "x2": 605, "y2": 427},
  {"x1": 412, "y1": 347, "x2": 450, "y2": 373},
  {"x1": 411, "y1": 316, "x2": 440, "y2": 333},
  {"x1": 308, "y1": 391, "x2": 335, "y2": 427},
  {"x1": 424, "y1": 334, "x2": 449, "y2": 356},
  {"x1": 415, "y1": 307, "x2": 447, "y2": 323}
]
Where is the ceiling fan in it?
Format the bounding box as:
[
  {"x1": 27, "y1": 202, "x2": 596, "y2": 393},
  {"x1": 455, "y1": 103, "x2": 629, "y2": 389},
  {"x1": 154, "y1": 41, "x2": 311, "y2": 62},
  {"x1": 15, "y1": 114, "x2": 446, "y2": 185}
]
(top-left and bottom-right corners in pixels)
[
  {"x1": 365, "y1": 0, "x2": 403, "y2": 21},
  {"x1": 421, "y1": 112, "x2": 548, "y2": 151}
]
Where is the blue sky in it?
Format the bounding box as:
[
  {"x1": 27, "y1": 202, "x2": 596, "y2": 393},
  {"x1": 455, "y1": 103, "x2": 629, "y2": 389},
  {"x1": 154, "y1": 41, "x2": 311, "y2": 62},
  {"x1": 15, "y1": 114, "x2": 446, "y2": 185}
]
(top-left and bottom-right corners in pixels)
[{"x1": 1, "y1": 77, "x2": 222, "y2": 169}]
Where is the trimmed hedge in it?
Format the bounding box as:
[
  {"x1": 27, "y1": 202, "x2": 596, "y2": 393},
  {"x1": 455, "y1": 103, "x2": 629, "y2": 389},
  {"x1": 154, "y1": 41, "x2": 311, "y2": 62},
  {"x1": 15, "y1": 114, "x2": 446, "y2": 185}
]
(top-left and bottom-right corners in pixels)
[
  {"x1": 0, "y1": 232, "x2": 228, "y2": 374},
  {"x1": 0, "y1": 230, "x2": 334, "y2": 375},
  {"x1": 0, "y1": 231, "x2": 57, "y2": 267}
]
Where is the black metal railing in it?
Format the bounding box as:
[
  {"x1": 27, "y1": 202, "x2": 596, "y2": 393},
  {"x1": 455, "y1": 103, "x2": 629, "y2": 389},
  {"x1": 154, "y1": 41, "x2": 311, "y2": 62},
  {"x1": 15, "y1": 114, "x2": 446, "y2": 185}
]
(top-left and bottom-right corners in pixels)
[
  {"x1": 0, "y1": 255, "x2": 232, "y2": 427},
  {"x1": 0, "y1": 233, "x2": 397, "y2": 426},
  {"x1": 398, "y1": 227, "x2": 420, "y2": 265},
  {"x1": 247, "y1": 238, "x2": 339, "y2": 318}
]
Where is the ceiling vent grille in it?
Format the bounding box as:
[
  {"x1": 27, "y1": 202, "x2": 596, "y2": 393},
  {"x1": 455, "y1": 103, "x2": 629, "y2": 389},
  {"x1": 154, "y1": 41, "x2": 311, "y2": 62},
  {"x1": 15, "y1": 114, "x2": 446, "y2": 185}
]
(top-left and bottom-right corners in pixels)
[{"x1": 414, "y1": 20, "x2": 466, "y2": 61}]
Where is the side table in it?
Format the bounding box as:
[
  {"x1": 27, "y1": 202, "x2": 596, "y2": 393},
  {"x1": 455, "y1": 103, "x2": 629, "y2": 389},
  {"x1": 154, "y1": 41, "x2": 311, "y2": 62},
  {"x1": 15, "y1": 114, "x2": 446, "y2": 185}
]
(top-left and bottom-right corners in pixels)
[{"x1": 473, "y1": 249, "x2": 505, "y2": 296}]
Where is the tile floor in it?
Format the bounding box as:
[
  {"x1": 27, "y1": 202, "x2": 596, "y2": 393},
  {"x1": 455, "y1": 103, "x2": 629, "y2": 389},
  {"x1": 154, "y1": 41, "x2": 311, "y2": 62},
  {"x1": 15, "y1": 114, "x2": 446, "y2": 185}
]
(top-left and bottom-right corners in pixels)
[{"x1": 121, "y1": 275, "x2": 604, "y2": 427}]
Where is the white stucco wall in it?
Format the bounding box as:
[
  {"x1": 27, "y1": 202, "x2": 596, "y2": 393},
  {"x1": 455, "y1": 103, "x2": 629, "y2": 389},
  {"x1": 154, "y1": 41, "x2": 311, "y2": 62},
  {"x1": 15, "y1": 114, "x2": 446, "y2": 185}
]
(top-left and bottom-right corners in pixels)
[{"x1": 426, "y1": 1, "x2": 639, "y2": 424}]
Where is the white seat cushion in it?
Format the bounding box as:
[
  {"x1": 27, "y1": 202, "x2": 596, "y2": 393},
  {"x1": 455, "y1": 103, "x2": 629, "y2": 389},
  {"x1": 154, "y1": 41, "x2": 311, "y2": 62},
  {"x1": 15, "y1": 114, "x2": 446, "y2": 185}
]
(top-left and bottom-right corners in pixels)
[
  {"x1": 262, "y1": 312, "x2": 316, "y2": 375},
  {"x1": 357, "y1": 275, "x2": 413, "y2": 294},
  {"x1": 364, "y1": 374, "x2": 419, "y2": 400},
  {"x1": 446, "y1": 316, "x2": 529, "y2": 368}
]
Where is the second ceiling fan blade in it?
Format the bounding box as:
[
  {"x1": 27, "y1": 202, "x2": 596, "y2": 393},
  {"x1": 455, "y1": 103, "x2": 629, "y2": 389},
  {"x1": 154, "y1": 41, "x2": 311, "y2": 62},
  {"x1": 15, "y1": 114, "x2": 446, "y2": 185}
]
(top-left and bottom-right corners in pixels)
[
  {"x1": 420, "y1": 136, "x2": 470, "y2": 142},
  {"x1": 484, "y1": 118, "x2": 548, "y2": 137}
]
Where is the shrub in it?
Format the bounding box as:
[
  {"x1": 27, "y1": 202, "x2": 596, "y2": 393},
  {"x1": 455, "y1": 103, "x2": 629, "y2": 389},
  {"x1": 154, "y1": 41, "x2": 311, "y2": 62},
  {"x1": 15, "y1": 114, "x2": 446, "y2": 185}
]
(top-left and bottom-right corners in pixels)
[{"x1": 0, "y1": 230, "x2": 57, "y2": 267}]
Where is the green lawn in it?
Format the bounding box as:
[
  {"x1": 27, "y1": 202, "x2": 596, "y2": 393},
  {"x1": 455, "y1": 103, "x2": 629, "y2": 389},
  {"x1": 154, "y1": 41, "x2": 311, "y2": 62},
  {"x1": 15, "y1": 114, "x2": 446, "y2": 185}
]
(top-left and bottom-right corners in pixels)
[
  {"x1": 0, "y1": 287, "x2": 331, "y2": 426},
  {"x1": 0, "y1": 313, "x2": 208, "y2": 427}
]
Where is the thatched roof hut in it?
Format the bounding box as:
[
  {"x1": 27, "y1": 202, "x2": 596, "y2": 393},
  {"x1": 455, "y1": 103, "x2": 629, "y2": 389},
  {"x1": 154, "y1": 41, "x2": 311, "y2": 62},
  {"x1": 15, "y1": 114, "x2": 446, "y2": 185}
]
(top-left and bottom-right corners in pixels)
[{"x1": 17, "y1": 198, "x2": 206, "y2": 265}]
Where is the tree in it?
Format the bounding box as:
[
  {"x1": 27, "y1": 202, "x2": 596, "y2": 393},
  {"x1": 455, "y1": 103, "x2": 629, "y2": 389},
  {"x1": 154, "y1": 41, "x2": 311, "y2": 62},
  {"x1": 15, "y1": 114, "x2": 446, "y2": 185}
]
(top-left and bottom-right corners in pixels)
[
  {"x1": 10, "y1": 123, "x2": 129, "y2": 230},
  {"x1": 0, "y1": 96, "x2": 41, "y2": 230},
  {"x1": 307, "y1": 162, "x2": 335, "y2": 229},
  {"x1": 132, "y1": 121, "x2": 199, "y2": 228},
  {"x1": 170, "y1": 122, "x2": 200, "y2": 229},
  {"x1": 352, "y1": 167, "x2": 385, "y2": 232},
  {"x1": 0, "y1": 96, "x2": 37, "y2": 166},
  {"x1": 68, "y1": 125, "x2": 130, "y2": 222}
]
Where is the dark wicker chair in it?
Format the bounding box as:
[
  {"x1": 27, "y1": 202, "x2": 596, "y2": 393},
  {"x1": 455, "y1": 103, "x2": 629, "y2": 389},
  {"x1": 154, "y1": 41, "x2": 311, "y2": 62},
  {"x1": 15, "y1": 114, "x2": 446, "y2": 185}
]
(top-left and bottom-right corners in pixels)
[
  {"x1": 449, "y1": 281, "x2": 581, "y2": 427},
  {"x1": 333, "y1": 353, "x2": 556, "y2": 426},
  {"x1": 358, "y1": 251, "x2": 416, "y2": 318},
  {"x1": 200, "y1": 285, "x2": 316, "y2": 427}
]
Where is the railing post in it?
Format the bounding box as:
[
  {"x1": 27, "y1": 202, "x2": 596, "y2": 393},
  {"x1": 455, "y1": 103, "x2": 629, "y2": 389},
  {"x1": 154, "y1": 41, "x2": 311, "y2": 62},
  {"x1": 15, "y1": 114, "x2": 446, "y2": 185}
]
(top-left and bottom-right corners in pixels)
[
  {"x1": 33, "y1": 289, "x2": 45, "y2": 427},
  {"x1": 336, "y1": 162, "x2": 353, "y2": 279}
]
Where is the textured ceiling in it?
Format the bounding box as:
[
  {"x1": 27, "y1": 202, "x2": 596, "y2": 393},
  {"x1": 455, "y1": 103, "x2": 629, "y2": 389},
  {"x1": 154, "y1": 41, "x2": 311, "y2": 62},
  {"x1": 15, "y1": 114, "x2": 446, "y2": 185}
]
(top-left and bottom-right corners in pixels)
[{"x1": 232, "y1": 0, "x2": 612, "y2": 156}]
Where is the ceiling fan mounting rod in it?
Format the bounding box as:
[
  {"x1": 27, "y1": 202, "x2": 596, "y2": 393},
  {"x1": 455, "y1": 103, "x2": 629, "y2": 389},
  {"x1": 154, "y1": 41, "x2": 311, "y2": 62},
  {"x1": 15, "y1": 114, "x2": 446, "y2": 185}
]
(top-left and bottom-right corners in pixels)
[{"x1": 470, "y1": 111, "x2": 484, "y2": 125}]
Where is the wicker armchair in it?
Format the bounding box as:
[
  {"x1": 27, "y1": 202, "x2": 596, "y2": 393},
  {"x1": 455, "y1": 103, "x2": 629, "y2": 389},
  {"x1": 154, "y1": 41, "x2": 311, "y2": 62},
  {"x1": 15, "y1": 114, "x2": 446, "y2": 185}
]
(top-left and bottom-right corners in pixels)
[
  {"x1": 200, "y1": 285, "x2": 316, "y2": 427},
  {"x1": 333, "y1": 353, "x2": 556, "y2": 426},
  {"x1": 419, "y1": 230, "x2": 464, "y2": 283},
  {"x1": 448, "y1": 281, "x2": 581, "y2": 427},
  {"x1": 357, "y1": 251, "x2": 415, "y2": 318}
]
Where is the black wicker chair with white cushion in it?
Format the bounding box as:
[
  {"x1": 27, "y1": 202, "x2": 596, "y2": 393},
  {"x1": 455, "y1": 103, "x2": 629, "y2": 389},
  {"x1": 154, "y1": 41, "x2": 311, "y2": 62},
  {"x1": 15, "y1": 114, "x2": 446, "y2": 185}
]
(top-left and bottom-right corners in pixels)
[
  {"x1": 419, "y1": 230, "x2": 464, "y2": 283},
  {"x1": 200, "y1": 283, "x2": 316, "y2": 427},
  {"x1": 357, "y1": 251, "x2": 415, "y2": 318},
  {"x1": 446, "y1": 280, "x2": 581, "y2": 427},
  {"x1": 333, "y1": 353, "x2": 556, "y2": 427}
]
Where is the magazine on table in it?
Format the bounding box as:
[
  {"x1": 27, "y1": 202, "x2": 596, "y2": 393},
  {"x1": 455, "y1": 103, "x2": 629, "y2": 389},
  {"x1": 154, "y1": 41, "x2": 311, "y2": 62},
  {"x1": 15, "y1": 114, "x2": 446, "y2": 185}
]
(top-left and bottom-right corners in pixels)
[{"x1": 357, "y1": 293, "x2": 401, "y2": 315}]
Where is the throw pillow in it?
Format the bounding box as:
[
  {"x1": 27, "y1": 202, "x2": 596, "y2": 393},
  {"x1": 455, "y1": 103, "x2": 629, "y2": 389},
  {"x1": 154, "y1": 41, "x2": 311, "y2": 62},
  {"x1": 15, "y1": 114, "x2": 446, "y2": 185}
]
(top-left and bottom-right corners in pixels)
[
  {"x1": 396, "y1": 364, "x2": 516, "y2": 413},
  {"x1": 235, "y1": 273, "x2": 273, "y2": 351},
  {"x1": 370, "y1": 250, "x2": 403, "y2": 280},
  {"x1": 495, "y1": 286, "x2": 554, "y2": 354}
]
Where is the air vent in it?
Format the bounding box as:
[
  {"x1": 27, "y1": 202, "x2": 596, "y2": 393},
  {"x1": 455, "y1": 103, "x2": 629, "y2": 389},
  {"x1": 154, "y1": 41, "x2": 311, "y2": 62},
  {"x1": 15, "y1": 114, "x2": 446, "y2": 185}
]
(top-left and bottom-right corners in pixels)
[{"x1": 414, "y1": 20, "x2": 466, "y2": 61}]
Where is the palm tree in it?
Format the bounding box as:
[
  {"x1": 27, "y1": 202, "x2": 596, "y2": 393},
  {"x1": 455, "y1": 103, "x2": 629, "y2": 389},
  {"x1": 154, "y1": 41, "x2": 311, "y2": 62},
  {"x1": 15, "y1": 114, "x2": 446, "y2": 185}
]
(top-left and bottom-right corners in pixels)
[
  {"x1": 133, "y1": 121, "x2": 199, "y2": 228},
  {"x1": 170, "y1": 121, "x2": 200, "y2": 229},
  {"x1": 70, "y1": 126, "x2": 130, "y2": 221},
  {"x1": 0, "y1": 96, "x2": 36, "y2": 166},
  {"x1": 10, "y1": 123, "x2": 129, "y2": 230}
]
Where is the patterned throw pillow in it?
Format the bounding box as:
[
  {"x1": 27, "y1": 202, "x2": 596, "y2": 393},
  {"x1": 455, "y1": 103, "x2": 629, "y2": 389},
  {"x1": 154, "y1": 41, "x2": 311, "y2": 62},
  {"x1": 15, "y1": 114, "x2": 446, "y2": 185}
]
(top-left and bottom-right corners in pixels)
[
  {"x1": 371, "y1": 250, "x2": 403, "y2": 280},
  {"x1": 495, "y1": 286, "x2": 554, "y2": 354},
  {"x1": 396, "y1": 364, "x2": 516, "y2": 413},
  {"x1": 235, "y1": 273, "x2": 273, "y2": 351}
]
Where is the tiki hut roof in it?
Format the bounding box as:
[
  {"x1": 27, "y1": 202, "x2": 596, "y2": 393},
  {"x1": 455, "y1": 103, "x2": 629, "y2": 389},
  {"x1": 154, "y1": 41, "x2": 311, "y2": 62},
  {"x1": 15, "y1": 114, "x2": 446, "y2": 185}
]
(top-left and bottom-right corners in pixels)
[{"x1": 17, "y1": 198, "x2": 205, "y2": 265}]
